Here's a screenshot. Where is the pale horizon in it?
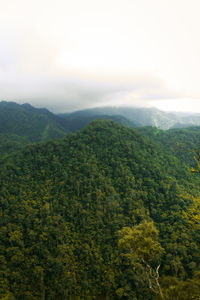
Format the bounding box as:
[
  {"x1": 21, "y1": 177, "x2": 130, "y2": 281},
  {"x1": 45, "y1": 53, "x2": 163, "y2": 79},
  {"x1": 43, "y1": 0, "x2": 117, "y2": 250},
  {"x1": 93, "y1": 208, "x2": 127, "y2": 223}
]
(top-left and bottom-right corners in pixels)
[{"x1": 1, "y1": 0, "x2": 200, "y2": 113}]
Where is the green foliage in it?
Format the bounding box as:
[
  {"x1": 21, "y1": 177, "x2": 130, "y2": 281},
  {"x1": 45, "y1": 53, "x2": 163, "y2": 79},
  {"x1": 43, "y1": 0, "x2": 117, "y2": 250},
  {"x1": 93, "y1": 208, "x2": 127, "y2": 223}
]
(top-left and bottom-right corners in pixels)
[
  {"x1": 58, "y1": 114, "x2": 136, "y2": 132},
  {"x1": 118, "y1": 221, "x2": 164, "y2": 264},
  {"x1": 118, "y1": 221, "x2": 165, "y2": 299},
  {"x1": 0, "y1": 119, "x2": 200, "y2": 299},
  {"x1": 0, "y1": 101, "x2": 68, "y2": 159},
  {"x1": 161, "y1": 272, "x2": 200, "y2": 299}
]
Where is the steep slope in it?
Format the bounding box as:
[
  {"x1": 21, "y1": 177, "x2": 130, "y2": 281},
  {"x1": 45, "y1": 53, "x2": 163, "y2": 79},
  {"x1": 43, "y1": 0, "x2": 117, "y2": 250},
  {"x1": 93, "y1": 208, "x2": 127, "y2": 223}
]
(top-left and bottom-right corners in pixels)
[
  {"x1": 59, "y1": 106, "x2": 179, "y2": 129},
  {"x1": 58, "y1": 113, "x2": 136, "y2": 132},
  {"x1": 0, "y1": 120, "x2": 199, "y2": 299},
  {"x1": 0, "y1": 101, "x2": 68, "y2": 158},
  {"x1": 139, "y1": 126, "x2": 200, "y2": 169},
  {"x1": 60, "y1": 106, "x2": 200, "y2": 129},
  {"x1": 0, "y1": 102, "x2": 136, "y2": 158},
  {"x1": 0, "y1": 101, "x2": 67, "y2": 141}
]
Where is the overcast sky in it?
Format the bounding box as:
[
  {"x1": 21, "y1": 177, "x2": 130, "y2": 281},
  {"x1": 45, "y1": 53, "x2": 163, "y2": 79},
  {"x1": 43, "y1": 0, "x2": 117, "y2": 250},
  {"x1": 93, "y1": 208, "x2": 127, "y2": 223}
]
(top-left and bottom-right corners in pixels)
[{"x1": 1, "y1": 0, "x2": 200, "y2": 113}]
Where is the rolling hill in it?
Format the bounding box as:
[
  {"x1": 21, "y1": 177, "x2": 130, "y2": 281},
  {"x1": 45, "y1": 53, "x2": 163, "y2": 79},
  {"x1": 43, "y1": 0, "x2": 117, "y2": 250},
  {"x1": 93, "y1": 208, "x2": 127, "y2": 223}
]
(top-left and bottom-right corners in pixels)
[
  {"x1": 59, "y1": 106, "x2": 200, "y2": 129},
  {"x1": 0, "y1": 119, "x2": 200, "y2": 299}
]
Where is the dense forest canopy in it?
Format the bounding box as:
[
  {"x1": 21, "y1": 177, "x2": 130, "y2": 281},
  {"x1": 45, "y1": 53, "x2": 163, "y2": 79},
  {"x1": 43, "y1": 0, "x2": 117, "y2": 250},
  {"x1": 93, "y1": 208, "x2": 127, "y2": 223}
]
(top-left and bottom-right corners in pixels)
[{"x1": 0, "y1": 102, "x2": 200, "y2": 299}]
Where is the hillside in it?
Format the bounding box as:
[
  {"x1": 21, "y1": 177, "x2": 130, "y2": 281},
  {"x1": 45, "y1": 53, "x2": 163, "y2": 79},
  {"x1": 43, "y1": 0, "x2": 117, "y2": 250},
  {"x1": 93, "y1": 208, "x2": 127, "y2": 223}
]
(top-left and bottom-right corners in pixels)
[
  {"x1": 2, "y1": 101, "x2": 200, "y2": 159},
  {"x1": 58, "y1": 113, "x2": 135, "y2": 132},
  {"x1": 138, "y1": 126, "x2": 200, "y2": 168},
  {"x1": 59, "y1": 106, "x2": 177, "y2": 129},
  {"x1": 59, "y1": 106, "x2": 200, "y2": 129},
  {"x1": 0, "y1": 101, "x2": 67, "y2": 141},
  {"x1": 0, "y1": 102, "x2": 135, "y2": 158},
  {"x1": 0, "y1": 101, "x2": 69, "y2": 158},
  {"x1": 0, "y1": 120, "x2": 200, "y2": 299}
]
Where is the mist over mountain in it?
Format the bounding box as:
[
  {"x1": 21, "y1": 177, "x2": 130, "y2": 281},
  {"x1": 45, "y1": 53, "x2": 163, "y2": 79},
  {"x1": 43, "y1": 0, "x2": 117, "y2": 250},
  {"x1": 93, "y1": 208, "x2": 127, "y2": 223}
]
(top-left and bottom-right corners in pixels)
[
  {"x1": 59, "y1": 105, "x2": 200, "y2": 129},
  {"x1": 2, "y1": 0, "x2": 200, "y2": 296},
  {"x1": 0, "y1": 101, "x2": 200, "y2": 298},
  {"x1": 3, "y1": 101, "x2": 200, "y2": 134},
  {"x1": 0, "y1": 101, "x2": 136, "y2": 158}
]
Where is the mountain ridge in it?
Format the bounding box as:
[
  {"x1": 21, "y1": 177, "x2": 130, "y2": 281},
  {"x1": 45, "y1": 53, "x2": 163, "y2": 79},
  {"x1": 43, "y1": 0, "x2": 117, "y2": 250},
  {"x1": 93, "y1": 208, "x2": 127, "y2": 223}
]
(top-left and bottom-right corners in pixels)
[
  {"x1": 59, "y1": 105, "x2": 200, "y2": 129},
  {"x1": 0, "y1": 119, "x2": 199, "y2": 299}
]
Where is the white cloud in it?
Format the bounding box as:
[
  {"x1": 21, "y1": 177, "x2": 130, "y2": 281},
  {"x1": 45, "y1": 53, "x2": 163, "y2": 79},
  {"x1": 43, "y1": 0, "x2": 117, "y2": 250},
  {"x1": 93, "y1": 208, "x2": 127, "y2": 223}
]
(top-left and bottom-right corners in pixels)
[{"x1": 1, "y1": 0, "x2": 200, "y2": 112}]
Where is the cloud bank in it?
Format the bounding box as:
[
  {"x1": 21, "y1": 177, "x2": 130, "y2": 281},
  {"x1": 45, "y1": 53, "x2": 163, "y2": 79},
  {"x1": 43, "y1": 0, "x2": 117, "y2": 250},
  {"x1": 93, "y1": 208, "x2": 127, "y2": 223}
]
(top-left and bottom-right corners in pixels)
[{"x1": 1, "y1": 0, "x2": 200, "y2": 112}]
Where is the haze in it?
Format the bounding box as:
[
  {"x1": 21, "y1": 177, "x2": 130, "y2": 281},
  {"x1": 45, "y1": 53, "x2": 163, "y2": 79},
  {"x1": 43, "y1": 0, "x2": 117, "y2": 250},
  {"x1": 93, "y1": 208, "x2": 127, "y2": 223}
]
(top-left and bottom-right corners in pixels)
[{"x1": 1, "y1": 0, "x2": 200, "y2": 113}]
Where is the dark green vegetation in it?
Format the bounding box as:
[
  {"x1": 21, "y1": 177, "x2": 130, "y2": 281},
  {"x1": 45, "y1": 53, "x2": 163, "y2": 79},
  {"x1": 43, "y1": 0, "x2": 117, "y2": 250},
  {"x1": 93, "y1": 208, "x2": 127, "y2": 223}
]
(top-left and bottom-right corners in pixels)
[
  {"x1": 58, "y1": 114, "x2": 135, "y2": 133},
  {"x1": 0, "y1": 101, "x2": 69, "y2": 141},
  {"x1": 0, "y1": 102, "x2": 136, "y2": 158},
  {"x1": 139, "y1": 126, "x2": 200, "y2": 168},
  {"x1": 2, "y1": 100, "x2": 200, "y2": 160},
  {"x1": 0, "y1": 114, "x2": 200, "y2": 299},
  {"x1": 0, "y1": 101, "x2": 67, "y2": 159}
]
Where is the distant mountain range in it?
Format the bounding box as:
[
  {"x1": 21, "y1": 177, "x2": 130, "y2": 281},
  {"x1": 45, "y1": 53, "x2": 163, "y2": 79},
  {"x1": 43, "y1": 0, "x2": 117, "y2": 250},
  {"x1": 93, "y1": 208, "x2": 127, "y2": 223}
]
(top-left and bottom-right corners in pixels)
[
  {"x1": 59, "y1": 106, "x2": 200, "y2": 130},
  {"x1": 1, "y1": 101, "x2": 200, "y2": 144}
]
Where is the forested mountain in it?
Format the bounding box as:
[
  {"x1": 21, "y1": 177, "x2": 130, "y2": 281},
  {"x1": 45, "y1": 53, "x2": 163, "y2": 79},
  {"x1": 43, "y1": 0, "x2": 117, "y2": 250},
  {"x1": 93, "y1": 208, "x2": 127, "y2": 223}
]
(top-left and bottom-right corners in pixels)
[
  {"x1": 3, "y1": 101, "x2": 200, "y2": 149},
  {"x1": 0, "y1": 101, "x2": 68, "y2": 158},
  {"x1": 138, "y1": 126, "x2": 200, "y2": 168},
  {"x1": 60, "y1": 106, "x2": 200, "y2": 129},
  {"x1": 58, "y1": 113, "x2": 135, "y2": 132},
  {"x1": 0, "y1": 101, "x2": 68, "y2": 140},
  {"x1": 0, "y1": 102, "x2": 135, "y2": 158},
  {"x1": 0, "y1": 119, "x2": 200, "y2": 299},
  {"x1": 59, "y1": 106, "x2": 177, "y2": 129}
]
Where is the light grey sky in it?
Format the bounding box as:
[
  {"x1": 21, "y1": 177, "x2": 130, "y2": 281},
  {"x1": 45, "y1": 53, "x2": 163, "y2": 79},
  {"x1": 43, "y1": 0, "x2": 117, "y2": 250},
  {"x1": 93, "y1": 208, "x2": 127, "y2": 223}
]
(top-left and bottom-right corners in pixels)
[{"x1": 1, "y1": 0, "x2": 200, "y2": 113}]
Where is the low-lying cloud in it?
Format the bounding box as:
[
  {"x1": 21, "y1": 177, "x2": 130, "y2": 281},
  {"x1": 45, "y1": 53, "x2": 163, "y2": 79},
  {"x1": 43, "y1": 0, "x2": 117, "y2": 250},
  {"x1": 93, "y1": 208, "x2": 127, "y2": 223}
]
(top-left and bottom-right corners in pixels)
[
  {"x1": 0, "y1": 68, "x2": 180, "y2": 113},
  {"x1": 1, "y1": 0, "x2": 200, "y2": 113}
]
